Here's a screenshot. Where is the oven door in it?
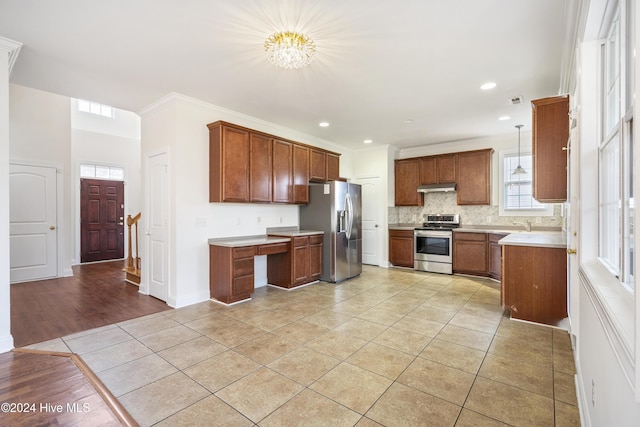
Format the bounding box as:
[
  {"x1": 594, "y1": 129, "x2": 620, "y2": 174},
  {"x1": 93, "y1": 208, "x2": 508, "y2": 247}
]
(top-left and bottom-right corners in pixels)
[{"x1": 414, "y1": 229, "x2": 453, "y2": 263}]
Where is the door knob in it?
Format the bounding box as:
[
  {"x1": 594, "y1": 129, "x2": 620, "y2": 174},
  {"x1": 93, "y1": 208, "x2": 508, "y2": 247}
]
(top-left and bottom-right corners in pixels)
[
  {"x1": 375, "y1": 224, "x2": 379, "y2": 228},
  {"x1": 49, "y1": 225, "x2": 56, "y2": 230},
  {"x1": 567, "y1": 248, "x2": 577, "y2": 255}
]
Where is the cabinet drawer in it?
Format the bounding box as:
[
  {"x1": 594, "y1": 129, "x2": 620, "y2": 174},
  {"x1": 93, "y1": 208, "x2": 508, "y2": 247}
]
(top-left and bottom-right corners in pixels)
[
  {"x1": 309, "y1": 234, "x2": 323, "y2": 245},
  {"x1": 389, "y1": 229, "x2": 414, "y2": 238},
  {"x1": 454, "y1": 232, "x2": 487, "y2": 241},
  {"x1": 293, "y1": 236, "x2": 309, "y2": 247},
  {"x1": 258, "y1": 242, "x2": 289, "y2": 255},
  {"x1": 233, "y1": 258, "x2": 254, "y2": 276},
  {"x1": 233, "y1": 275, "x2": 254, "y2": 295},
  {"x1": 233, "y1": 246, "x2": 255, "y2": 258}
]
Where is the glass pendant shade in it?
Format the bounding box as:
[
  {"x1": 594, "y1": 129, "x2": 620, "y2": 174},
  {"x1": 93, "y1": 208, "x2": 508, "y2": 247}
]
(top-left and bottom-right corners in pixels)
[
  {"x1": 264, "y1": 31, "x2": 316, "y2": 69},
  {"x1": 512, "y1": 124, "x2": 527, "y2": 175}
]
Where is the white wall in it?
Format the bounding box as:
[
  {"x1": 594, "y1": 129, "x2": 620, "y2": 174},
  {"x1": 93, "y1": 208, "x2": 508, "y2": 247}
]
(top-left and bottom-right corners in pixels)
[
  {"x1": 139, "y1": 93, "x2": 354, "y2": 308},
  {"x1": 9, "y1": 84, "x2": 73, "y2": 276}
]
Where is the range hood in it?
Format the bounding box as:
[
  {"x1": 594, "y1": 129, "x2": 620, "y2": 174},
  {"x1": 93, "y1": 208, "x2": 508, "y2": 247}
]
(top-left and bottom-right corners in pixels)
[{"x1": 417, "y1": 183, "x2": 457, "y2": 193}]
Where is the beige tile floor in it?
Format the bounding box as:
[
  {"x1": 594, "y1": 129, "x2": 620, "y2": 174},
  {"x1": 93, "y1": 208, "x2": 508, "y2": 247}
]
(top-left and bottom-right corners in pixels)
[{"x1": 27, "y1": 265, "x2": 581, "y2": 426}]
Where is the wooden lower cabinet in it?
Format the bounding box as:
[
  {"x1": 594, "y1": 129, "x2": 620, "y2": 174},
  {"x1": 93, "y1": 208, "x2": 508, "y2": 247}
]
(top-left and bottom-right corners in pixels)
[
  {"x1": 489, "y1": 233, "x2": 508, "y2": 280},
  {"x1": 501, "y1": 245, "x2": 567, "y2": 325},
  {"x1": 453, "y1": 232, "x2": 488, "y2": 275},
  {"x1": 268, "y1": 234, "x2": 323, "y2": 289},
  {"x1": 389, "y1": 229, "x2": 414, "y2": 268},
  {"x1": 209, "y1": 245, "x2": 256, "y2": 304}
]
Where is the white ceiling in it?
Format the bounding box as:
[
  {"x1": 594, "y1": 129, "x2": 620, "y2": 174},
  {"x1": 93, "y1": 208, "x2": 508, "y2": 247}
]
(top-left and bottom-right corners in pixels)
[{"x1": 0, "y1": 0, "x2": 569, "y2": 150}]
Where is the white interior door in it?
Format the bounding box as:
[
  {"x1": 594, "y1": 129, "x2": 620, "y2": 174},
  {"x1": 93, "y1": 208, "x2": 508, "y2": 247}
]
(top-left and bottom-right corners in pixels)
[
  {"x1": 147, "y1": 152, "x2": 169, "y2": 302},
  {"x1": 358, "y1": 177, "x2": 381, "y2": 265},
  {"x1": 9, "y1": 164, "x2": 58, "y2": 283}
]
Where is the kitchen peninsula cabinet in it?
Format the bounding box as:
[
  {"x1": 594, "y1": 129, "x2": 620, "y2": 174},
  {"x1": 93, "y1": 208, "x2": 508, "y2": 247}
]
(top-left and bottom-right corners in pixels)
[
  {"x1": 453, "y1": 232, "x2": 488, "y2": 275},
  {"x1": 501, "y1": 244, "x2": 567, "y2": 325},
  {"x1": 394, "y1": 159, "x2": 422, "y2": 206},
  {"x1": 532, "y1": 95, "x2": 570, "y2": 203},
  {"x1": 420, "y1": 154, "x2": 456, "y2": 184},
  {"x1": 456, "y1": 149, "x2": 492, "y2": 205},
  {"x1": 389, "y1": 229, "x2": 414, "y2": 268}
]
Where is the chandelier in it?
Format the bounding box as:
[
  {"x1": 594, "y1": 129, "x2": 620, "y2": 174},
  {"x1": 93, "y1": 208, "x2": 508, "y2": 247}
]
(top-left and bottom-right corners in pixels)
[{"x1": 264, "y1": 31, "x2": 316, "y2": 69}]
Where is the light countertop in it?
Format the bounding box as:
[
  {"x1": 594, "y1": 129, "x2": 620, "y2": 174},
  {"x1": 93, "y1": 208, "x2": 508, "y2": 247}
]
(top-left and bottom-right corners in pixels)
[
  {"x1": 208, "y1": 230, "x2": 323, "y2": 247},
  {"x1": 388, "y1": 223, "x2": 562, "y2": 234},
  {"x1": 498, "y1": 232, "x2": 567, "y2": 249}
]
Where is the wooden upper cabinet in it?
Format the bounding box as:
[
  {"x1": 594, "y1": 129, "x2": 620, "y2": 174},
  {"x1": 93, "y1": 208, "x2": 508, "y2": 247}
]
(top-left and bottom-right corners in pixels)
[
  {"x1": 532, "y1": 95, "x2": 569, "y2": 203},
  {"x1": 292, "y1": 144, "x2": 309, "y2": 204},
  {"x1": 395, "y1": 158, "x2": 422, "y2": 206},
  {"x1": 272, "y1": 139, "x2": 293, "y2": 203},
  {"x1": 249, "y1": 133, "x2": 272, "y2": 203},
  {"x1": 420, "y1": 154, "x2": 457, "y2": 185},
  {"x1": 326, "y1": 153, "x2": 340, "y2": 181},
  {"x1": 209, "y1": 122, "x2": 250, "y2": 203},
  {"x1": 456, "y1": 149, "x2": 493, "y2": 205},
  {"x1": 310, "y1": 149, "x2": 341, "y2": 182}
]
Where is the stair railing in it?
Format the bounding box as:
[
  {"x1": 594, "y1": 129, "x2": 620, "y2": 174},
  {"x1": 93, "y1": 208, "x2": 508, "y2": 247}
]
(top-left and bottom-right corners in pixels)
[{"x1": 125, "y1": 212, "x2": 141, "y2": 272}]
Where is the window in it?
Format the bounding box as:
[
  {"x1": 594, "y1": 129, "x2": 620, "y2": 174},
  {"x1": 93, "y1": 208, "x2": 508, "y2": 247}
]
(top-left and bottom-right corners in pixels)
[
  {"x1": 503, "y1": 153, "x2": 547, "y2": 211},
  {"x1": 80, "y1": 164, "x2": 124, "y2": 181},
  {"x1": 77, "y1": 99, "x2": 115, "y2": 118},
  {"x1": 598, "y1": 3, "x2": 634, "y2": 293}
]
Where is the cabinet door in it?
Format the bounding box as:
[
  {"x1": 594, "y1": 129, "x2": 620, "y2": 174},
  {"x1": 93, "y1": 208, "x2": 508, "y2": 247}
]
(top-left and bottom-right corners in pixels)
[
  {"x1": 456, "y1": 149, "x2": 492, "y2": 205},
  {"x1": 209, "y1": 124, "x2": 250, "y2": 203},
  {"x1": 309, "y1": 235, "x2": 323, "y2": 281},
  {"x1": 394, "y1": 159, "x2": 422, "y2": 206},
  {"x1": 292, "y1": 144, "x2": 309, "y2": 204},
  {"x1": 310, "y1": 149, "x2": 327, "y2": 182},
  {"x1": 532, "y1": 96, "x2": 569, "y2": 203},
  {"x1": 292, "y1": 236, "x2": 310, "y2": 285},
  {"x1": 420, "y1": 157, "x2": 437, "y2": 185},
  {"x1": 388, "y1": 230, "x2": 414, "y2": 267},
  {"x1": 452, "y1": 233, "x2": 488, "y2": 274},
  {"x1": 272, "y1": 139, "x2": 292, "y2": 203},
  {"x1": 326, "y1": 153, "x2": 340, "y2": 181},
  {"x1": 488, "y1": 233, "x2": 507, "y2": 280},
  {"x1": 249, "y1": 133, "x2": 272, "y2": 203},
  {"x1": 437, "y1": 154, "x2": 457, "y2": 183}
]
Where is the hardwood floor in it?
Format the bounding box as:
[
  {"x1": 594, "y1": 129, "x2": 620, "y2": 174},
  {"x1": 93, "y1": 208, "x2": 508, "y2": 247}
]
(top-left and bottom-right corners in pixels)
[
  {"x1": 0, "y1": 349, "x2": 136, "y2": 426},
  {"x1": 10, "y1": 260, "x2": 171, "y2": 348}
]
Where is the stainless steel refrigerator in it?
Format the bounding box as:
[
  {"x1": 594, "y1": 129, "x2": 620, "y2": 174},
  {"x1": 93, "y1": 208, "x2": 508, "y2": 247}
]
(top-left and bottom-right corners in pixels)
[{"x1": 300, "y1": 182, "x2": 362, "y2": 282}]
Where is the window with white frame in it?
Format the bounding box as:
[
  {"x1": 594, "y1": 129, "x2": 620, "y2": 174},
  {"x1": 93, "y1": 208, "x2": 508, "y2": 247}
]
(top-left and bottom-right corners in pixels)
[
  {"x1": 598, "y1": 2, "x2": 634, "y2": 293},
  {"x1": 77, "y1": 99, "x2": 115, "y2": 118},
  {"x1": 80, "y1": 164, "x2": 124, "y2": 181},
  {"x1": 503, "y1": 153, "x2": 547, "y2": 210}
]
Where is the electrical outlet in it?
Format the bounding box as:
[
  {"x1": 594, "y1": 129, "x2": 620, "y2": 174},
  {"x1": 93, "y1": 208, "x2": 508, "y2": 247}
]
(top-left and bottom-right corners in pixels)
[
  {"x1": 412, "y1": 214, "x2": 417, "y2": 222},
  {"x1": 592, "y1": 379, "x2": 596, "y2": 407},
  {"x1": 280, "y1": 217, "x2": 283, "y2": 224},
  {"x1": 257, "y1": 216, "x2": 261, "y2": 223},
  {"x1": 486, "y1": 216, "x2": 492, "y2": 223},
  {"x1": 536, "y1": 217, "x2": 542, "y2": 223}
]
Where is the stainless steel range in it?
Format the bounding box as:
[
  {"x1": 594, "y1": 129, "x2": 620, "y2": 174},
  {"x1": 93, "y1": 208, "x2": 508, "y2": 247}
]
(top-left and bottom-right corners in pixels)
[{"x1": 414, "y1": 214, "x2": 460, "y2": 274}]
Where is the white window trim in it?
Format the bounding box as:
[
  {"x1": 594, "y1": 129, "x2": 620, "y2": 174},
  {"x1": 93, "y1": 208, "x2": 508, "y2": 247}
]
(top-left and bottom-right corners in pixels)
[{"x1": 497, "y1": 148, "x2": 554, "y2": 217}]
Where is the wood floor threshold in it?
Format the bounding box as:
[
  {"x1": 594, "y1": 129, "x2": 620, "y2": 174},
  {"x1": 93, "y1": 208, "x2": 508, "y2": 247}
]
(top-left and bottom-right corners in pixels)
[{"x1": 12, "y1": 348, "x2": 139, "y2": 427}]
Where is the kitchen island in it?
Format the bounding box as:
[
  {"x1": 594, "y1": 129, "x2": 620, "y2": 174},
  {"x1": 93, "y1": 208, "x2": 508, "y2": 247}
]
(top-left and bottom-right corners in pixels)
[
  {"x1": 208, "y1": 230, "x2": 323, "y2": 305},
  {"x1": 499, "y1": 231, "x2": 568, "y2": 325}
]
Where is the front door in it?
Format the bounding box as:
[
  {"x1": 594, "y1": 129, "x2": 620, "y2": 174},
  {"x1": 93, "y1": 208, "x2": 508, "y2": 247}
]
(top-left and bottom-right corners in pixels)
[
  {"x1": 9, "y1": 164, "x2": 58, "y2": 282},
  {"x1": 80, "y1": 179, "x2": 125, "y2": 263}
]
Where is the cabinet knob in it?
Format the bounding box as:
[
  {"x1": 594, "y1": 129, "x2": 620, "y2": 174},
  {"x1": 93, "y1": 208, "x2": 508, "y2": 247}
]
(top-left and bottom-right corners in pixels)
[{"x1": 567, "y1": 248, "x2": 577, "y2": 255}]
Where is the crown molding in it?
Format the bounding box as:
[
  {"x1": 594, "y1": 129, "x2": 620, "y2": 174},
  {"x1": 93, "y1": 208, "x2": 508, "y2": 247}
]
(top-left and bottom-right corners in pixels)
[
  {"x1": 0, "y1": 36, "x2": 23, "y2": 76},
  {"x1": 559, "y1": 0, "x2": 590, "y2": 95}
]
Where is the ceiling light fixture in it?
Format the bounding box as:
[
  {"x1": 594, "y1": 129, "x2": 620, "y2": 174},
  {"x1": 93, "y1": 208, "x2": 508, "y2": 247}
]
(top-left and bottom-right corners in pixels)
[
  {"x1": 499, "y1": 115, "x2": 511, "y2": 121},
  {"x1": 512, "y1": 124, "x2": 527, "y2": 175},
  {"x1": 481, "y1": 82, "x2": 497, "y2": 90},
  {"x1": 363, "y1": 139, "x2": 373, "y2": 144},
  {"x1": 264, "y1": 31, "x2": 316, "y2": 69},
  {"x1": 319, "y1": 122, "x2": 330, "y2": 127}
]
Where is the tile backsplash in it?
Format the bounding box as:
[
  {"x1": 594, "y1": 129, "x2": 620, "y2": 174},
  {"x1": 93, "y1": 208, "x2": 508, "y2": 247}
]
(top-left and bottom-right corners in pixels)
[{"x1": 388, "y1": 192, "x2": 563, "y2": 228}]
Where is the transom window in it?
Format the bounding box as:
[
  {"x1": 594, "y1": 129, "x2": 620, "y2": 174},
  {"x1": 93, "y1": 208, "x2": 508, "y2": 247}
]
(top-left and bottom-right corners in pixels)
[
  {"x1": 80, "y1": 164, "x2": 124, "y2": 181},
  {"x1": 77, "y1": 99, "x2": 115, "y2": 118}
]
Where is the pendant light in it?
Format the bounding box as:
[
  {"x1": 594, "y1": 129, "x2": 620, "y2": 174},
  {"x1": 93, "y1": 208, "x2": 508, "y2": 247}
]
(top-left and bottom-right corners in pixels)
[{"x1": 512, "y1": 124, "x2": 527, "y2": 175}]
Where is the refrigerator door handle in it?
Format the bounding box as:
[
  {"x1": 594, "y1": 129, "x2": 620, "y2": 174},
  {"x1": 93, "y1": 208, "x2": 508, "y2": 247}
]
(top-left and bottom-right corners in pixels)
[{"x1": 345, "y1": 192, "x2": 353, "y2": 239}]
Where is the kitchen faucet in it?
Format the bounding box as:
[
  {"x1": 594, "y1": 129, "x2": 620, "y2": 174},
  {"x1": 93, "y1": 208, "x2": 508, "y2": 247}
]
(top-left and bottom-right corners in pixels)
[{"x1": 513, "y1": 220, "x2": 532, "y2": 232}]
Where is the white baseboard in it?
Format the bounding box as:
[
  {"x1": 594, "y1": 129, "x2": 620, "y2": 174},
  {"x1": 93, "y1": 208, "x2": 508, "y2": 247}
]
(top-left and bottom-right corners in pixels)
[{"x1": 0, "y1": 334, "x2": 14, "y2": 354}]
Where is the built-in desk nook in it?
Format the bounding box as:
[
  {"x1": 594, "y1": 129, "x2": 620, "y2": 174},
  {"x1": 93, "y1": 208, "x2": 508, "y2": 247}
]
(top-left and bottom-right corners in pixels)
[{"x1": 208, "y1": 231, "x2": 323, "y2": 304}]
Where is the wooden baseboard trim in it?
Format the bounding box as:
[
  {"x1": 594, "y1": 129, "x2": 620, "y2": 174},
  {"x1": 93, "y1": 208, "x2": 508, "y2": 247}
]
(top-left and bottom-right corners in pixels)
[{"x1": 13, "y1": 348, "x2": 139, "y2": 427}]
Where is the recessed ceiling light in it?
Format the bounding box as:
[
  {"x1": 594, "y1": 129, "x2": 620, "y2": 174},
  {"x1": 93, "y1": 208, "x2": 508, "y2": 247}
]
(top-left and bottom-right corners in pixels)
[
  {"x1": 319, "y1": 122, "x2": 330, "y2": 127},
  {"x1": 481, "y1": 82, "x2": 497, "y2": 90},
  {"x1": 499, "y1": 116, "x2": 511, "y2": 121},
  {"x1": 404, "y1": 119, "x2": 414, "y2": 123},
  {"x1": 363, "y1": 139, "x2": 373, "y2": 144}
]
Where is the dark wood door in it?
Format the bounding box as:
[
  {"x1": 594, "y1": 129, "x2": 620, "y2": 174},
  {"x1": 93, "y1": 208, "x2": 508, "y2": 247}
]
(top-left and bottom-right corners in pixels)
[{"x1": 80, "y1": 179, "x2": 125, "y2": 263}]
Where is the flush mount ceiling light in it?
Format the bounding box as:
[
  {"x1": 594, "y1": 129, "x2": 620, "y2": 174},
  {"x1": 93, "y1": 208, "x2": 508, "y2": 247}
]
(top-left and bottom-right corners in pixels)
[
  {"x1": 264, "y1": 31, "x2": 316, "y2": 69},
  {"x1": 513, "y1": 124, "x2": 527, "y2": 175},
  {"x1": 363, "y1": 139, "x2": 373, "y2": 144},
  {"x1": 319, "y1": 121, "x2": 330, "y2": 127},
  {"x1": 481, "y1": 82, "x2": 497, "y2": 90}
]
